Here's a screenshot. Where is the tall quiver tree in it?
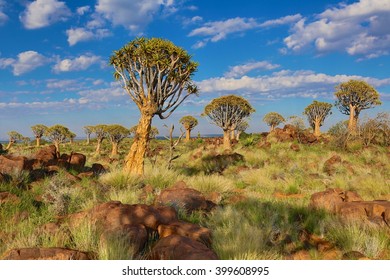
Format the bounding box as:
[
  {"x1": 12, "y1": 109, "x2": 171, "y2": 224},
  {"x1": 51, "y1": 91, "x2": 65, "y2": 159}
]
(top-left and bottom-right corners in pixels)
[
  {"x1": 180, "y1": 116, "x2": 198, "y2": 142},
  {"x1": 263, "y1": 112, "x2": 285, "y2": 132},
  {"x1": 106, "y1": 125, "x2": 130, "y2": 156},
  {"x1": 44, "y1": 125, "x2": 70, "y2": 157},
  {"x1": 92, "y1": 125, "x2": 107, "y2": 154},
  {"x1": 204, "y1": 95, "x2": 255, "y2": 150},
  {"x1": 303, "y1": 101, "x2": 332, "y2": 137},
  {"x1": 110, "y1": 37, "x2": 198, "y2": 175},
  {"x1": 83, "y1": 126, "x2": 93, "y2": 144},
  {"x1": 31, "y1": 124, "x2": 47, "y2": 147},
  {"x1": 334, "y1": 80, "x2": 381, "y2": 132}
]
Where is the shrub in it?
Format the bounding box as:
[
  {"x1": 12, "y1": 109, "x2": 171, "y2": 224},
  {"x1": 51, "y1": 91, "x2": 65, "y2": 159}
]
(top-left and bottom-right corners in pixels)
[{"x1": 201, "y1": 153, "x2": 245, "y2": 174}]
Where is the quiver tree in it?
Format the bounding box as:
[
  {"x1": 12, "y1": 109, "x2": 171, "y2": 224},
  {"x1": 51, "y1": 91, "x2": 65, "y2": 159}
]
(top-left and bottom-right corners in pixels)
[
  {"x1": 92, "y1": 125, "x2": 107, "y2": 154},
  {"x1": 130, "y1": 125, "x2": 159, "y2": 140},
  {"x1": 110, "y1": 37, "x2": 198, "y2": 175},
  {"x1": 44, "y1": 125, "x2": 71, "y2": 157},
  {"x1": 303, "y1": 101, "x2": 332, "y2": 137},
  {"x1": 235, "y1": 120, "x2": 249, "y2": 140},
  {"x1": 83, "y1": 126, "x2": 93, "y2": 144},
  {"x1": 6, "y1": 131, "x2": 23, "y2": 150},
  {"x1": 67, "y1": 131, "x2": 76, "y2": 144},
  {"x1": 106, "y1": 125, "x2": 130, "y2": 156},
  {"x1": 31, "y1": 124, "x2": 47, "y2": 147},
  {"x1": 203, "y1": 95, "x2": 255, "y2": 150},
  {"x1": 179, "y1": 115, "x2": 198, "y2": 142},
  {"x1": 263, "y1": 112, "x2": 285, "y2": 132},
  {"x1": 334, "y1": 80, "x2": 381, "y2": 132}
]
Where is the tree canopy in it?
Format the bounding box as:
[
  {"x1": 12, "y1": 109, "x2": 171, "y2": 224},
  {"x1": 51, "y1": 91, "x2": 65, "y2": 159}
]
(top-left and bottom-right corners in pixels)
[
  {"x1": 263, "y1": 112, "x2": 285, "y2": 131},
  {"x1": 44, "y1": 125, "x2": 71, "y2": 144},
  {"x1": 180, "y1": 116, "x2": 198, "y2": 131},
  {"x1": 7, "y1": 131, "x2": 23, "y2": 142},
  {"x1": 106, "y1": 125, "x2": 130, "y2": 144},
  {"x1": 31, "y1": 124, "x2": 47, "y2": 139}
]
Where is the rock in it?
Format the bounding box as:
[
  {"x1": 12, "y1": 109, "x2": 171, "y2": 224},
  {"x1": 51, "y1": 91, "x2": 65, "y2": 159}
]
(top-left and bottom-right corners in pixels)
[
  {"x1": 2, "y1": 247, "x2": 91, "y2": 260},
  {"x1": 258, "y1": 141, "x2": 271, "y2": 149},
  {"x1": 33, "y1": 145, "x2": 57, "y2": 167},
  {"x1": 309, "y1": 188, "x2": 362, "y2": 212},
  {"x1": 155, "y1": 181, "x2": 215, "y2": 213},
  {"x1": 69, "y1": 153, "x2": 86, "y2": 172},
  {"x1": 66, "y1": 201, "x2": 178, "y2": 231},
  {"x1": 0, "y1": 155, "x2": 33, "y2": 174},
  {"x1": 338, "y1": 200, "x2": 390, "y2": 225},
  {"x1": 157, "y1": 221, "x2": 212, "y2": 247},
  {"x1": 0, "y1": 172, "x2": 9, "y2": 183},
  {"x1": 201, "y1": 153, "x2": 245, "y2": 175},
  {"x1": 0, "y1": 192, "x2": 20, "y2": 204},
  {"x1": 323, "y1": 155, "x2": 342, "y2": 176},
  {"x1": 100, "y1": 224, "x2": 148, "y2": 256},
  {"x1": 149, "y1": 235, "x2": 219, "y2": 260},
  {"x1": 290, "y1": 143, "x2": 300, "y2": 152},
  {"x1": 273, "y1": 191, "x2": 304, "y2": 199},
  {"x1": 77, "y1": 171, "x2": 94, "y2": 178},
  {"x1": 342, "y1": 251, "x2": 369, "y2": 260},
  {"x1": 299, "y1": 132, "x2": 318, "y2": 144},
  {"x1": 91, "y1": 163, "x2": 106, "y2": 175}
]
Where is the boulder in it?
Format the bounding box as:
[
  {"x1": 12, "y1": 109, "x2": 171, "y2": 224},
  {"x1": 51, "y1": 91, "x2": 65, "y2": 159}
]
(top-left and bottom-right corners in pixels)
[
  {"x1": 149, "y1": 235, "x2": 219, "y2": 260},
  {"x1": 91, "y1": 163, "x2": 106, "y2": 175},
  {"x1": 2, "y1": 247, "x2": 91, "y2": 260},
  {"x1": 69, "y1": 153, "x2": 86, "y2": 171},
  {"x1": 0, "y1": 155, "x2": 33, "y2": 174},
  {"x1": 309, "y1": 188, "x2": 362, "y2": 212},
  {"x1": 290, "y1": 143, "x2": 300, "y2": 152},
  {"x1": 338, "y1": 200, "x2": 390, "y2": 225},
  {"x1": 323, "y1": 155, "x2": 342, "y2": 176},
  {"x1": 33, "y1": 145, "x2": 57, "y2": 167},
  {"x1": 155, "y1": 181, "x2": 215, "y2": 213},
  {"x1": 157, "y1": 221, "x2": 212, "y2": 247},
  {"x1": 100, "y1": 224, "x2": 148, "y2": 256},
  {"x1": 66, "y1": 201, "x2": 178, "y2": 231},
  {"x1": 299, "y1": 132, "x2": 318, "y2": 144}
]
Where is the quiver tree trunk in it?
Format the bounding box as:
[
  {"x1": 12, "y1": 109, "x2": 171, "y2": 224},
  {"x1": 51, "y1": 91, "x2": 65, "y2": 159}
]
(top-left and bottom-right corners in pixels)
[
  {"x1": 223, "y1": 129, "x2": 232, "y2": 150},
  {"x1": 95, "y1": 139, "x2": 103, "y2": 154},
  {"x1": 185, "y1": 129, "x2": 191, "y2": 142},
  {"x1": 231, "y1": 129, "x2": 235, "y2": 140},
  {"x1": 5, "y1": 141, "x2": 14, "y2": 150},
  {"x1": 314, "y1": 119, "x2": 321, "y2": 137},
  {"x1": 348, "y1": 105, "x2": 357, "y2": 133},
  {"x1": 36, "y1": 137, "x2": 41, "y2": 147},
  {"x1": 54, "y1": 142, "x2": 60, "y2": 158},
  {"x1": 111, "y1": 142, "x2": 119, "y2": 157},
  {"x1": 86, "y1": 135, "x2": 90, "y2": 145},
  {"x1": 236, "y1": 131, "x2": 241, "y2": 141},
  {"x1": 124, "y1": 113, "x2": 153, "y2": 175},
  {"x1": 270, "y1": 124, "x2": 275, "y2": 132}
]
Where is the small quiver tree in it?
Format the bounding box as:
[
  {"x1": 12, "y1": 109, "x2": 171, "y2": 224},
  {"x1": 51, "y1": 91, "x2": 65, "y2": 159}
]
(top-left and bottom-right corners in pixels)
[
  {"x1": 110, "y1": 37, "x2": 198, "y2": 175},
  {"x1": 106, "y1": 125, "x2": 130, "y2": 156},
  {"x1": 6, "y1": 131, "x2": 23, "y2": 150},
  {"x1": 235, "y1": 120, "x2": 249, "y2": 141},
  {"x1": 203, "y1": 95, "x2": 255, "y2": 150},
  {"x1": 303, "y1": 101, "x2": 332, "y2": 137},
  {"x1": 179, "y1": 115, "x2": 198, "y2": 142},
  {"x1": 31, "y1": 124, "x2": 47, "y2": 147},
  {"x1": 92, "y1": 125, "x2": 107, "y2": 155},
  {"x1": 44, "y1": 125, "x2": 71, "y2": 157},
  {"x1": 83, "y1": 125, "x2": 93, "y2": 145},
  {"x1": 334, "y1": 80, "x2": 381, "y2": 133},
  {"x1": 130, "y1": 125, "x2": 159, "y2": 140},
  {"x1": 263, "y1": 112, "x2": 285, "y2": 132}
]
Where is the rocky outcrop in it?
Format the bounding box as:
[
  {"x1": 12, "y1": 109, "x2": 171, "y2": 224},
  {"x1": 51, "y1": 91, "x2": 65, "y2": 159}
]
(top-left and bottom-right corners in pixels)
[
  {"x1": 323, "y1": 155, "x2": 342, "y2": 176},
  {"x1": 0, "y1": 155, "x2": 33, "y2": 174},
  {"x1": 267, "y1": 125, "x2": 318, "y2": 144}
]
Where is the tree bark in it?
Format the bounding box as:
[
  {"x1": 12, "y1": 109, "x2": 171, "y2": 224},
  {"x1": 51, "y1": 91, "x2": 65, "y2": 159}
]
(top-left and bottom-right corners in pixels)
[
  {"x1": 236, "y1": 131, "x2": 241, "y2": 141},
  {"x1": 223, "y1": 129, "x2": 232, "y2": 150},
  {"x1": 95, "y1": 139, "x2": 102, "y2": 154},
  {"x1": 36, "y1": 137, "x2": 41, "y2": 147},
  {"x1": 111, "y1": 142, "x2": 118, "y2": 156},
  {"x1": 231, "y1": 129, "x2": 235, "y2": 140},
  {"x1": 124, "y1": 112, "x2": 153, "y2": 175},
  {"x1": 314, "y1": 118, "x2": 321, "y2": 137},
  {"x1": 348, "y1": 105, "x2": 357, "y2": 132},
  {"x1": 270, "y1": 124, "x2": 275, "y2": 132},
  {"x1": 54, "y1": 142, "x2": 60, "y2": 158},
  {"x1": 5, "y1": 141, "x2": 13, "y2": 150},
  {"x1": 185, "y1": 129, "x2": 191, "y2": 142},
  {"x1": 86, "y1": 135, "x2": 90, "y2": 145}
]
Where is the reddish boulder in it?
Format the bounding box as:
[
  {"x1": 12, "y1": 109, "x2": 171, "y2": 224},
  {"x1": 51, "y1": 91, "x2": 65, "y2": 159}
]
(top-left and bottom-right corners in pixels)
[
  {"x1": 157, "y1": 221, "x2": 212, "y2": 247},
  {"x1": 290, "y1": 143, "x2": 300, "y2": 152},
  {"x1": 91, "y1": 163, "x2": 106, "y2": 175},
  {"x1": 155, "y1": 181, "x2": 215, "y2": 213},
  {"x1": 2, "y1": 247, "x2": 91, "y2": 260},
  {"x1": 0, "y1": 155, "x2": 33, "y2": 174},
  {"x1": 67, "y1": 201, "x2": 178, "y2": 231},
  {"x1": 149, "y1": 235, "x2": 219, "y2": 260},
  {"x1": 69, "y1": 153, "x2": 86, "y2": 171},
  {"x1": 299, "y1": 132, "x2": 318, "y2": 144},
  {"x1": 323, "y1": 155, "x2": 342, "y2": 175},
  {"x1": 338, "y1": 200, "x2": 390, "y2": 225},
  {"x1": 309, "y1": 188, "x2": 362, "y2": 212},
  {"x1": 33, "y1": 145, "x2": 57, "y2": 167}
]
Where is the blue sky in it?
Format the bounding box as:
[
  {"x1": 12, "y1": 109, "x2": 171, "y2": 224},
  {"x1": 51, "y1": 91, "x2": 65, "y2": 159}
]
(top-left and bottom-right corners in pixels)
[{"x1": 0, "y1": 0, "x2": 389, "y2": 140}]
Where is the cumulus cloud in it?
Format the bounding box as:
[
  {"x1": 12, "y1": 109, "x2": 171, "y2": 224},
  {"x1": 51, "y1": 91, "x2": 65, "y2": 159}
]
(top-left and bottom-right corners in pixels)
[
  {"x1": 66, "y1": 27, "x2": 111, "y2": 46},
  {"x1": 0, "y1": 51, "x2": 49, "y2": 76},
  {"x1": 95, "y1": 0, "x2": 176, "y2": 31},
  {"x1": 20, "y1": 0, "x2": 71, "y2": 29},
  {"x1": 225, "y1": 61, "x2": 280, "y2": 78},
  {"x1": 0, "y1": 0, "x2": 8, "y2": 25},
  {"x1": 197, "y1": 70, "x2": 390, "y2": 99},
  {"x1": 53, "y1": 54, "x2": 103, "y2": 72},
  {"x1": 284, "y1": 0, "x2": 390, "y2": 58},
  {"x1": 76, "y1": 6, "x2": 90, "y2": 15}
]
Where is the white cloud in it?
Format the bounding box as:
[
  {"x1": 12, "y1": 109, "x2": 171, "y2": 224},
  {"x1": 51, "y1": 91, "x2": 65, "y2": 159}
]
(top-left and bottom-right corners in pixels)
[
  {"x1": 0, "y1": 51, "x2": 49, "y2": 76},
  {"x1": 95, "y1": 0, "x2": 175, "y2": 31},
  {"x1": 197, "y1": 70, "x2": 390, "y2": 99},
  {"x1": 20, "y1": 0, "x2": 71, "y2": 29},
  {"x1": 259, "y1": 14, "x2": 302, "y2": 28},
  {"x1": 0, "y1": 0, "x2": 8, "y2": 25},
  {"x1": 189, "y1": 17, "x2": 259, "y2": 43},
  {"x1": 66, "y1": 27, "x2": 111, "y2": 46},
  {"x1": 225, "y1": 61, "x2": 280, "y2": 78},
  {"x1": 53, "y1": 54, "x2": 103, "y2": 72},
  {"x1": 284, "y1": 0, "x2": 390, "y2": 58},
  {"x1": 76, "y1": 6, "x2": 90, "y2": 15}
]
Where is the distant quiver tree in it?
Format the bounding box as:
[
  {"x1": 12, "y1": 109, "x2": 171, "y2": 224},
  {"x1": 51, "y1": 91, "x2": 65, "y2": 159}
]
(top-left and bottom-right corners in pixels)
[
  {"x1": 263, "y1": 112, "x2": 285, "y2": 132},
  {"x1": 31, "y1": 124, "x2": 47, "y2": 147},
  {"x1": 303, "y1": 101, "x2": 332, "y2": 137},
  {"x1": 44, "y1": 125, "x2": 71, "y2": 157},
  {"x1": 179, "y1": 116, "x2": 198, "y2": 142},
  {"x1": 106, "y1": 124, "x2": 130, "y2": 156}
]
